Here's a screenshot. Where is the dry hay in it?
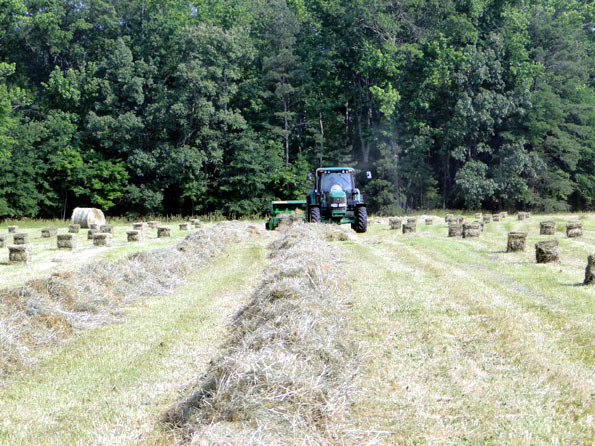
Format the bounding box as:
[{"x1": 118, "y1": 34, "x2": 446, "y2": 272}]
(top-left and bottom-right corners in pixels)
[
  {"x1": 566, "y1": 221, "x2": 583, "y2": 238},
  {"x1": 448, "y1": 223, "x2": 462, "y2": 237},
  {"x1": 445, "y1": 214, "x2": 454, "y2": 223},
  {"x1": 0, "y1": 235, "x2": 5, "y2": 249},
  {"x1": 462, "y1": 222, "x2": 481, "y2": 238},
  {"x1": 93, "y1": 233, "x2": 112, "y2": 247},
  {"x1": 179, "y1": 223, "x2": 191, "y2": 231},
  {"x1": 492, "y1": 214, "x2": 500, "y2": 222},
  {"x1": 71, "y1": 207, "x2": 105, "y2": 229},
  {"x1": 13, "y1": 233, "x2": 28, "y2": 245},
  {"x1": 389, "y1": 217, "x2": 402, "y2": 230},
  {"x1": 474, "y1": 212, "x2": 482, "y2": 220},
  {"x1": 425, "y1": 217, "x2": 433, "y2": 225},
  {"x1": 132, "y1": 222, "x2": 147, "y2": 231},
  {"x1": 158, "y1": 226, "x2": 171, "y2": 238},
  {"x1": 402, "y1": 221, "x2": 416, "y2": 234},
  {"x1": 41, "y1": 227, "x2": 58, "y2": 238},
  {"x1": 518, "y1": 212, "x2": 528, "y2": 221},
  {"x1": 535, "y1": 240, "x2": 559, "y2": 263},
  {"x1": 57, "y1": 234, "x2": 77, "y2": 250},
  {"x1": 483, "y1": 214, "x2": 492, "y2": 223},
  {"x1": 0, "y1": 222, "x2": 261, "y2": 379},
  {"x1": 584, "y1": 254, "x2": 595, "y2": 285},
  {"x1": 507, "y1": 232, "x2": 527, "y2": 252},
  {"x1": 456, "y1": 215, "x2": 466, "y2": 224},
  {"x1": 99, "y1": 224, "x2": 113, "y2": 235},
  {"x1": 68, "y1": 224, "x2": 80, "y2": 234},
  {"x1": 540, "y1": 221, "x2": 556, "y2": 235},
  {"x1": 89, "y1": 223, "x2": 100, "y2": 231},
  {"x1": 164, "y1": 224, "x2": 360, "y2": 445},
  {"x1": 127, "y1": 230, "x2": 144, "y2": 242},
  {"x1": 7, "y1": 226, "x2": 17, "y2": 233},
  {"x1": 8, "y1": 245, "x2": 31, "y2": 264},
  {"x1": 87, "y1": 228, "x2": 98, "y2": 240}
]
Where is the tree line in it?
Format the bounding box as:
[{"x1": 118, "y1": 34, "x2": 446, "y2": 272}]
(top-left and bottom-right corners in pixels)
[{"x1": 0, "y1": 0, "x2": 594, "y2": 217}]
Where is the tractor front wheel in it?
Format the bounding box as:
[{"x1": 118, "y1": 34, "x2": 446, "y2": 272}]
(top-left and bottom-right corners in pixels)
[
  {"x1": 309, "y1": 206, "x2": 321, "y2": 223},
  {"x1": 355, "y1": 206, "x2": 367, "y2": 233}
]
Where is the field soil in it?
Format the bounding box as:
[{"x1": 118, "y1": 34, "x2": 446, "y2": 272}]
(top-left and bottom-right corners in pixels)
[{"x1": 0, "y1": 214, "x2": 593, "y2": 445}]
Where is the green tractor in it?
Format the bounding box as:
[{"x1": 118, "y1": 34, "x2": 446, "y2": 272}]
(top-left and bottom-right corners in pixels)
[
  {"x1": 265, "y1": 167, "x2": 368, "y2": 233},
  {"x1": 306, "y1": 167, "x2": 367, "y2": 233}
]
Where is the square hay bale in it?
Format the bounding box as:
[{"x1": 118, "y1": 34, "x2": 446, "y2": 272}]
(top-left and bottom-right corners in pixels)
[
  {"x1": 448, "y1": 223, "x2": 462, "y2": 237},
  {"x1": 148, "y1": 221, "x2": 161, "y2": 229},
  {"x1": 157, "y1": 226, "x2": 171, "y2": 238},
  {"x1": 8, "y1": 245, "x2": 31, "y2": 263},
  {"x1": 474, "y1": 220, "x2": 484, "y2": 232},
  {"x1": 507, "y1": 232, "x2": 527, "y2": 252},
  {"x1": 566, "y1": 221, "x2": 583, "y2": 238},
  {"x1": 189, "y1": 218, "x2": 201, "y2": 225},
  {"x1": 132, "y1": 222, "x2": 147, "y2": 231},
  {"x1": 501, "y1": 211, "x2": 508, "y2": 219},
  {"x1": 57, "y1": 233, "x2": 77, "y2": 250},
  {"x1": 584, "y1": 254, "x2": 595, "y2": 285},
  {"x1": 445, "y1": 214, "x2": 455, "y2": 223},
  {"x1": 425, "y1": 217, "x2": 433, "y2": 225},
  {"x1": 89, "y1": 223, "x2": 100, "y2": 230},
  {"x1": 87, "y1": 228, "x2": 98, "y2": 240},
  {"x1": 127, "y1": 230, "x2": 144, "y2": 242},
  {"x1": 493, "y1": 214, "x2": 501, "y2": 222},
  {"x1": 462, "y1": 222, "x2": 481, "y2": 238},
  {"x1": 179, "y1": 222, "x2": 191, "y2": 230},
  {"x1": 0, "y1": 235, "x2": 4, "y2": 248},
  {"x1": 41, "y1": 227, "x2": 58, "y2": 238},
  {"x1": 402, "y1": 222, "x2": 416, "y2": 234},
  {"x1": 7, "y1": 226, "x2": 17, "y2": 233},
  {"x1": 535, "y1": 240, "x2": 559, "y2": 263},
  {"x1": 406, "y1": 216, "x2": 417, "y2": 223},
  {"x1": 68, "y1": 224, "x2": 80, "y2": 233},
  {"x1": 475, "y1": 212, "x2": 482, "y2": 220},
  {"x1": 540, "y1": 221, "x2": 556, "y2": 235},
  {"x1": 389, "y1": 217, "x2": 402, "y2": 230},
  {"x1": 456, "y1": 216, "x2": 466, "y2": 224},
  {"x1": 483, "y1": 214, "x2": 492, "y2": 223},
  {"x1": 13, "y1": 233, "x2": 28, "y2": 245},
  {"x1": 518, "y1": 212, "x2": 528, "y2": 221},
  {"x1": 93, "y1": 233, "x2": 112, "y2": 247},
  {"x1": 99, "y1": 224, "x2": 113, "y2": 235}
]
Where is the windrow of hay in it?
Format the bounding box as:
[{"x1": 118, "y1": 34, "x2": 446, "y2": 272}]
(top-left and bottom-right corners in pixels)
[
  {"x1": 164, "y1": 224, "x2": 361, "y2": 446},
  {"x1": 0, "y1": 221, "x2": 263, "y2": 379}
]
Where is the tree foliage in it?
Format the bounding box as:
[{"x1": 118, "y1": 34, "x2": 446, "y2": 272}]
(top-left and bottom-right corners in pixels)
[{"x1": 0, "y1": 0, "x2": 594, "y2": 217}]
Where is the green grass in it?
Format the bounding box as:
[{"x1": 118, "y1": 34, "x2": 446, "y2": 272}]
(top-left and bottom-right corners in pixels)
[
  {"x1": 0, "y1": 240, "x2": 266, "y2": 446},
  {"x1": 343, "y1": 215, "x2": 594, "y2": 445}
]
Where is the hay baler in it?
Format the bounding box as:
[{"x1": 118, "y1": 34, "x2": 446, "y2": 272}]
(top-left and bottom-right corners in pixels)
[
  {"x1": 265, "y1": 200, "x2": 307, "y2": 230},
  {"x1": 265, "y1": 167, "x2": 368, "y2": 233}
]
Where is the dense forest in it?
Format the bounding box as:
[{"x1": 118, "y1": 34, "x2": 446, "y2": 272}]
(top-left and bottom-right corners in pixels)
[{"x1": 0, "y1": 0, "x2": 594, "y2": 217}]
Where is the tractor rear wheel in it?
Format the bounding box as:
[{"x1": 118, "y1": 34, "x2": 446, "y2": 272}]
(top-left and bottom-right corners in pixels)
[
  {"x1": 355, "y1": 206, "x2": 367, "y2": 233},
  {"x1": 309, "y1": 206, "x2": 321, "y2": 223}
]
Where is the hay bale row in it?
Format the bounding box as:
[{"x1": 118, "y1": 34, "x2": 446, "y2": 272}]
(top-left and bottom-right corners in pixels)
[{"x1": 164, "y1": 225, "x2": 359, "y2": 444}]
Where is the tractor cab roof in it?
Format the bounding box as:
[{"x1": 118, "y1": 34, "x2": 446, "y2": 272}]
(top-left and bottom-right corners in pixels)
[{"x1": 316, "y1": 167, "x2": 355, "y2": 173}]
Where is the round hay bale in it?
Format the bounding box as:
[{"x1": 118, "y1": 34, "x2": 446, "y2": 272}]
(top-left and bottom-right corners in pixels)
[
  {"x1": 8, "y1": 245, "x2": 31, "y2": 263},
  {"x1": 57, "y1": 233, "x2": 77, "y2": 250},
  {"x1": 148, "y1": 221, "x2": 161, "y2": 229},
  {"x1": 7, "y1": 226, "x2": 17, "y2": 233},
  {"x1": 483, "y1": 214, "x2": 492, "y2": 223},
  {"x1": 448, "y1": 223, "x2": 462, "y2": 237},
  {"x1": 493, "y1": 214, "x2": 501, "y2": 222},
  {"x1": 0, "y1": 235, "x2": 4, "y2": 248},
  {"x1": 68, "y1": 224, "x2": 80, "y2": 233},
  {"x1": 127, "y1": 230, "x2": 143, "y2": 242},
  {"x1": 475, "y1": 212, "x2": 482, "y2": 220},
  {"x1": 93, "y1": 233, "x2": 112, "y2": 247},
  {"x1": 132, "y1": 222, "x2": 147, "y2": 231},
  {"x1": 507, "y1": 232, "x2": 527, "y2": 252},
  {"x1": 402, "y1": 222, "x2": 416, "y2": 234},
  {"x1": 566, "y1": 221, "x2": 583, "y2": 238},
  {"x1": 535, "y1": 240, "x2": 559, "y2": 263},
  {"x1": 13, "y1": 233, "x2": 28, "y2": 245},
  {"x1": 157, "y1": 226, "x2": 171, "y2": 238},
  {"x1": 179, "y1": 223, "x2": 191, "y2": 230},
  {"x1": 584, "y1": 254, "x2": 595, "y2": 285},
  {"x1": 87, "y1": 228, "x2": 98, "y2": 240},
  {"x1": 71, "y1": 207, "x2": 105, "y2": 229},
  {"x1": 99, "y1": 224, "x2": 113, "y2": 235},
  {"x1": 389, "y1": 217, "x2": 402, "y2": 230},
  {"x1": 540, "y1": 221, "x2": 556, "y2": 235},
  {"x1": 41, "y1": 227, "x2": 58, "y2": 238},
  {"x1": 463, "y1": 222, "x2": 481, "y2": 238},
  {"x1": 425, "y1": 217, "x2": 433, "y2": 225}
]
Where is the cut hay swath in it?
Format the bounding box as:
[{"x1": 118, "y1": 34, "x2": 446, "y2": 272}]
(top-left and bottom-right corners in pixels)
[
  {"x1": 165, "y1": 224, "x2": 361, "y2": 446},
  {"x1": 0, "y1": 222, "x2": 263, "y2": 379}
]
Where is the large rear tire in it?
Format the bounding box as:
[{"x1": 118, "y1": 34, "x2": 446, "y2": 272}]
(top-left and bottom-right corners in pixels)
[
  {"x1": 355, "y1": 206, "x2": 367, "y2": 233},
  {"x1": 309, "y1": 206, "x2": 321, "y2": 223}
]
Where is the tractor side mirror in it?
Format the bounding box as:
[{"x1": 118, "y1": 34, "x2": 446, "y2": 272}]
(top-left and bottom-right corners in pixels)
[{"x1": 366, "y1": 171, "x2": 373, "y2": 180}]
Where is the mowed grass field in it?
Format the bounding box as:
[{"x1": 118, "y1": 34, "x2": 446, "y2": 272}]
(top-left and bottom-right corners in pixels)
[{"x1": 0, "y1": 214, "x2": 593, "y2": 445}]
